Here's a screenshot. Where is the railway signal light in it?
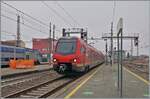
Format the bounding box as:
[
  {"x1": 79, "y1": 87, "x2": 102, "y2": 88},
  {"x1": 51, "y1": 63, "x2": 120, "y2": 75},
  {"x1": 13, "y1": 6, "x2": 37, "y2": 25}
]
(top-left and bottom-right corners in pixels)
[
  {"x1": 134, "y1": 37, "x2": 138, "y2": 46},
  {"x1": 81, "y1": 33, "x2": 87, "y2": 39},
  {"x1": 62, "y1": 28, "x2": 66, "y2": 36},
  {"x1": 81, "y1": 33, "x2": 84, "y2": 39}
]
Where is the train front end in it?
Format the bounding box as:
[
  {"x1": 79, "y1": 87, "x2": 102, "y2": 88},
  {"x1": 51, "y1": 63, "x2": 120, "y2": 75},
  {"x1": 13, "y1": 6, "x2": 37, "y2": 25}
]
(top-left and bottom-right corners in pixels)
[{"x1": 53, "y1": 37, "x2": 81, "y2": 74}]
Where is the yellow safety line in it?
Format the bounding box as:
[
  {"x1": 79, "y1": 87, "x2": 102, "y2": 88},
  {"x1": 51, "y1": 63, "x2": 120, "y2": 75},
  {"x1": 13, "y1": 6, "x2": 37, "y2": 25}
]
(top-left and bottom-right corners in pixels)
[
  {"x1": 64, "y1": 68, "x2": 100, "y2": 99},
  {"x1": 123, "y1": 67, "x2": 150, "y2": 85}
]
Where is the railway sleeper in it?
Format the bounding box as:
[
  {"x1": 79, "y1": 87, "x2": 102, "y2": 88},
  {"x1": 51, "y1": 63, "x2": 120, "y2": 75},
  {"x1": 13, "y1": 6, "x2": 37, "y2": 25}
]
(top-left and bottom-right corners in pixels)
[
  {"x1": 26, "y1": 92, "x2": 44, "y2": 96},
  {"x1": 20, "y1": 95, "x2": 35, "y2": 98},
  {"x1": 37, "y1": 88, "x2": 49, "y2": 91},
  {"x1": 40, "y1": 87, "x2": 50, "y2": 90},
  {"x1": 30, "y1": 90, "x2": 46, "y2": 94}
]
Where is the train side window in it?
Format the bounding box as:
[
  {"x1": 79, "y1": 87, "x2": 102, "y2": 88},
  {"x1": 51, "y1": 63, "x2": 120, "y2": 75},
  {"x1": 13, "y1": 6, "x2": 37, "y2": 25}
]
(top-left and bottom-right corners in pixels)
[{"x1": 2, "y1": 58, "x2": 9, "y2": 61}]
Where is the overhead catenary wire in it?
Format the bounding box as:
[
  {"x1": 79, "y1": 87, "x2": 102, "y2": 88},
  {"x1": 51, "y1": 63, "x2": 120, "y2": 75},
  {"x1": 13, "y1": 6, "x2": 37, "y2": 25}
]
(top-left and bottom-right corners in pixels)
[
  {"x1": 41, "y1": 1, "x2": 73, "y2": 27},
  {"x1": 1, "y1": 8, "x2": 49, "y2": 30},
  {"x1": 125, "y1": 45, "x2": 149, "y2": 52},
  {"x1": 21, "y1": 16, "x2": 49, "y2": 30},
  {"x1": 1, "y1": 30, "x2": 30, "y2": 38},
  {"x1": 1, "y1": 6, "x2": 18, "y2": 16},
  {"x1": 1, "y1": 14, "x2": 48, "y2": 35},
  {"x1": 1, "y1": 30, "x2": 16, "y2": 36},
  {"x1": 2, "y1": 1, "x2": 49, "y2": 27},
  {"x1": 1, "y1": 8, "x2": 49, "y2": 40},
  {"x1": 2, "y1": 2, "x2": 64, "y2": 35},
  {"x1": 55, "y1": 1, "x2": 81, "y2": 27},
  {"x1": 1, "y1": 30, "x2": 34, "y2": 44},
  {"x1": 1, "y1": 1, "x2": 63, "y2": 44}
]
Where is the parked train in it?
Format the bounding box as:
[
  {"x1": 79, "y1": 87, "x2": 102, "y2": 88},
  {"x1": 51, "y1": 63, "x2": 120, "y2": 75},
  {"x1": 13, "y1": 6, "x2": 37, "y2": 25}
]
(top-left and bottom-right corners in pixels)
[
  {"x1": 0, "y1": 45, "x2": 42, "y2": 68},
  {"x1": 53, "y1": 37, "x2": 105, "y2": 74}
]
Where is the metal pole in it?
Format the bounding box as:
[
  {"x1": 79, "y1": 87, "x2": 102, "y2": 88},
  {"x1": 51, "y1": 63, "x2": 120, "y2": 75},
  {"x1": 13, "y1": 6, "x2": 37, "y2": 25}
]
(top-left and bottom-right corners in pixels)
[
  {"x1": 117, "y1": 33, "x2": 120, "y2": 90},
  {"x1": 17, "y1": 15, "x2": 20, "y2": 47},
  {"x1": 49, "y1": 22, "x2": 51, "y2": 64},
  {"x1": 120, "y1": 28, "x2": 123, "y2": 97},
  {"x1": 52, "y1": 24, "x2": 55, "y2": 54},
  {"x1": 111, "y1": 22, "x2": 113, "y2": 66},
  {"x1": 86, "y1": 28, "x2": 88, "y2": 43},
  {"x1": 105, "y1": 39, "x2": 108, "y2": 65},
  {"x1": 131, "y1": 38, "x2": 133, "y2": 58},
  {"x1": 62, "y1": 28, "x2": 65, "y2": 37},
  {"x1": 14, "y1": 35, "x2": 16, "y2": 60},
  {"x1": 137, "y1": 38, "x2": 139, "y2": 57}
]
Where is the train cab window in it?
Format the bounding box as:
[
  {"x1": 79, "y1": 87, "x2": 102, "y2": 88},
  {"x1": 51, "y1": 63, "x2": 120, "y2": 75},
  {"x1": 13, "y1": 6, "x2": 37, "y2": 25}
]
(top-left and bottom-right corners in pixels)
[{"x1": 56, "y1": 39, "x2": 76, "y2": 54}]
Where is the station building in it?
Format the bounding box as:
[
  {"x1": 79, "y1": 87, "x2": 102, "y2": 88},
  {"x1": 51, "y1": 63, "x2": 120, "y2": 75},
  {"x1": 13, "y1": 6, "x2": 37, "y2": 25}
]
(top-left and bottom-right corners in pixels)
[{"x1": 32, "y1": 38, "x2": 57, "y2": 63}]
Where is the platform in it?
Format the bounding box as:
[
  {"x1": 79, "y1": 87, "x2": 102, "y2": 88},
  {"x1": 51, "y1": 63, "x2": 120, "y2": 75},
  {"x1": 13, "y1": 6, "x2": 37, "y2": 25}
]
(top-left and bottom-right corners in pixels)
[
  {"x1": 63, "y1": 64, "x2": 149, "y2": 98},
  {"x1": 1, "y1": 64, "x2": 52, "y2": 77}
]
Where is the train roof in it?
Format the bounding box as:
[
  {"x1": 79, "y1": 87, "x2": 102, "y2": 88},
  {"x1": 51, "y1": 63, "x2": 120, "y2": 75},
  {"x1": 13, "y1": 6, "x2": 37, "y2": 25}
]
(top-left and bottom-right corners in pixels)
[
  {"x1": 0, "y1": 44, "x2": 25, "y2": 49},
  {"x1": 58, "y1": 36, "x2": 79, "y2": 40},
  {"x1": 79, "y1": 38, "x2": 103, "y2": 54},
  {"x1": 57, "y1": 37, "x2": 103, "y2": 55},
  {"x1": 0, "y1": 44, "x2": 39, "y2": 52}
]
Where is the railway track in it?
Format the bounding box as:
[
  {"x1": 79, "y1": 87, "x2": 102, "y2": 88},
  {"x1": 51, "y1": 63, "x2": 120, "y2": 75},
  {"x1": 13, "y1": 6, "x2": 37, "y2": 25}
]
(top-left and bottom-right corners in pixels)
[
  {"x1": 124, "y1": 62, "x2": 148, "y2": 74},
  {"x1": 1, "y1": 71, "x2": 62, "y2": 97},
  {"x1": 1, "y1": 70, "x2": 80, "y2": 98},
  {"x1": 1, "y1": 70, "x2": 54, "y2": 86},
  {"x1": 3, "y1": 75, "x2": 78, "y2": 98},
  {"x1": 123, "y1": 61, "x2": 149, "y2": 80},
  {"x1": 2, "y1": 64, "x2": 102, "y2": 98}
]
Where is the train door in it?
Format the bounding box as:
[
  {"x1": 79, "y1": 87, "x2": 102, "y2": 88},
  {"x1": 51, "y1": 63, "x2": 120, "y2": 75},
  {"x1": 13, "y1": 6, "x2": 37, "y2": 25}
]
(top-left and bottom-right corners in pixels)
[
  {"x1": 26, "y1": 54, "x2": 30, "y2": 60},
  {"x1": 25, "y1": 52, "x2": 32, "y2": 60},
  {"x1": 80, "y1": 45, "x2": 86, "y2": 69}
]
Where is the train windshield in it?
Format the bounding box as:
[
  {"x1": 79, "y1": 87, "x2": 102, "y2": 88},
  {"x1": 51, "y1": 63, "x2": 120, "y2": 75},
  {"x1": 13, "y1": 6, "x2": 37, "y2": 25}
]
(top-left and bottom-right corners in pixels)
[{"x1": 56, "y1": 39, "x2": 76, "y2": 54}]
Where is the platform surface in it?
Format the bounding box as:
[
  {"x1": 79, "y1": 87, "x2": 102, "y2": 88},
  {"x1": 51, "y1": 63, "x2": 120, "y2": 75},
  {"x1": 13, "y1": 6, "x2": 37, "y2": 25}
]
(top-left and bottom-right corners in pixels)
[
  {"x1": 64, "y1": 64, "x2": 149, "y2": 98},
  {"x1": 1, "y1": 64, "x2": 52, "y2": 77}
]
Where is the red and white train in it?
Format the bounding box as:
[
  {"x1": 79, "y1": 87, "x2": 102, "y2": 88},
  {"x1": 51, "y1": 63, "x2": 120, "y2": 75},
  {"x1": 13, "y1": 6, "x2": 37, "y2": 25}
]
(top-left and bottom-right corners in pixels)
[{"x1": 53, "y1": 37, "x2": 104, "y2": 74}]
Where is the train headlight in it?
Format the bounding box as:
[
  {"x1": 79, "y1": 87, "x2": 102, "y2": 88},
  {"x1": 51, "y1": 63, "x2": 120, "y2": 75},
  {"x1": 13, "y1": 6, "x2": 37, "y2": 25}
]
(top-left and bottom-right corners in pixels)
[
  {"x1": 73, "y1": 58, "x2": 77, "y2": 62},
  {"x1": 53, "y1": 58, "x2": 57, "y2": 62}
]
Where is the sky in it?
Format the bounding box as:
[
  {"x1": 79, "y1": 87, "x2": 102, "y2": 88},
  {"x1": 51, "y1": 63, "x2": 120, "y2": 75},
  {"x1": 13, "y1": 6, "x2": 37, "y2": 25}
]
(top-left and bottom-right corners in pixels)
[{"x1": 1, "y1": 1, "x2": 150, "y2": 56}]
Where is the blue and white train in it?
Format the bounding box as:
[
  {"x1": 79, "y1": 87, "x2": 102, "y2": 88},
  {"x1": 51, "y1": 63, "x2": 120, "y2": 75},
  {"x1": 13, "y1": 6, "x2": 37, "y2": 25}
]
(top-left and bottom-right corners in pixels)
[{"x1": 0, "y1": 45, "x2": 42, "y2": 68}]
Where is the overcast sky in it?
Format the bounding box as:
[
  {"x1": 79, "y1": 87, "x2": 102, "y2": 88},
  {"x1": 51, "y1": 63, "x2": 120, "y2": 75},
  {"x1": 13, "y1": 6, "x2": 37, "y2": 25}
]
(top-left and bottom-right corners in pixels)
[{"x1": 1, "y1": 1, "x2": 150, "y2": 55}]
